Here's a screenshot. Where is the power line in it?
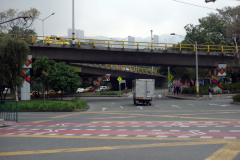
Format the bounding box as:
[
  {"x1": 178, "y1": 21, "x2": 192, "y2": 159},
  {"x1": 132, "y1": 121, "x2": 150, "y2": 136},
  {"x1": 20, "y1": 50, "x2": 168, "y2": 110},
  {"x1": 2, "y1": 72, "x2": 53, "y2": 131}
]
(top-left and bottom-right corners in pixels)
[{"x1": 172, "y1": 0, "x2": 217, "y2": 11}]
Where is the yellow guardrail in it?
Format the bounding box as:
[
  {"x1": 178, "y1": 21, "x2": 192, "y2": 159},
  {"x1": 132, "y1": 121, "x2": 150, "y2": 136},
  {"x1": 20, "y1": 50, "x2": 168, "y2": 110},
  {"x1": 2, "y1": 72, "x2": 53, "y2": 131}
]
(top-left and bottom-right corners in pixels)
[
  {"x1": 84, "y1": 63, "x2": 160, "y2": 75},
  {"x1": 0, "y1": 34, "x2": 239, "y2": 54}
]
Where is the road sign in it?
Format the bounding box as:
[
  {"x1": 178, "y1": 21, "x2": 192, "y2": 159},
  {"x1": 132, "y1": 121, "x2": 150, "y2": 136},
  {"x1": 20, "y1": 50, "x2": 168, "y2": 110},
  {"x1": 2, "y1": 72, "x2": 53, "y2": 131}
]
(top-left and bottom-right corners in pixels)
[
  {"x1": 117, "y1": 77, "x2": 122, "y2": 84},
  {"x1": 167, "y1": 74, "x2": 173, "y2": 80},
  {"x1": 121, "y1": 80, "x2": 126, "y2": 83}
]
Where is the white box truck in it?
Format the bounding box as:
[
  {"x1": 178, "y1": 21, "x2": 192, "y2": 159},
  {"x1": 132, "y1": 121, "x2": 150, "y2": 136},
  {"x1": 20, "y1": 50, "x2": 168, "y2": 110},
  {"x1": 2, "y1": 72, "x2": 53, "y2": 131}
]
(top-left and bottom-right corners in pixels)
[{"x1": 132, "y1": 79, "x2": 155, "y2": 105}]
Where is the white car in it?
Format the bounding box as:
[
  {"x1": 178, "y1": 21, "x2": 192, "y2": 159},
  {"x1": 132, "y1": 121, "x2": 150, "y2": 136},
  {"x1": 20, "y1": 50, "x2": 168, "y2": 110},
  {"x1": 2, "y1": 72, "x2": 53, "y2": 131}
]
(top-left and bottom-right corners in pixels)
[{"x1": 76, "y1": 88, "x2": 84, "y2": 93}]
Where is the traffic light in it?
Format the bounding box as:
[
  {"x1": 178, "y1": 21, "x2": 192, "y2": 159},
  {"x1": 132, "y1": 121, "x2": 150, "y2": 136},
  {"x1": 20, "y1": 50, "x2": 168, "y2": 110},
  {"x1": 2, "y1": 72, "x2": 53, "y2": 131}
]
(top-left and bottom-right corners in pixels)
[{"x1": 205, "y1": 0, "x2": 216, "y2": 3}]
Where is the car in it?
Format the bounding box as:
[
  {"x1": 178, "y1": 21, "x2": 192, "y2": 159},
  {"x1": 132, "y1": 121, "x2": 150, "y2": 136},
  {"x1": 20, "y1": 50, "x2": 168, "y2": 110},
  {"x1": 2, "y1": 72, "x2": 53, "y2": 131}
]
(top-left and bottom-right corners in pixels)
[
  {"x1": 44, "y1": 90, "x2": 55, "y2": 95},
  {"x1": 76, "y1": 88, "x2": 84, "y2": 93},
  {"x1": 30, "y1": 91, "x2": 42, "y2": 97},
  {"x1": 94, "y1": 86, "x2": 109, "y2": 92},
  {"x1": 83, "y1": 87, "x2": 95, "y2": 92},
  {"x1": 44, "y1": 35, "x2": 70, "y2": 45}
]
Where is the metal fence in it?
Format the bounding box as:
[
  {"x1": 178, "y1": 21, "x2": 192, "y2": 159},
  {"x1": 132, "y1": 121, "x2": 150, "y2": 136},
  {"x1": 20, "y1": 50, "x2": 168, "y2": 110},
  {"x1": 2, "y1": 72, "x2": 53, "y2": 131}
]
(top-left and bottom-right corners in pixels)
[{"x1": 0, "y1": 100, "x2": 18, "y2": 122}]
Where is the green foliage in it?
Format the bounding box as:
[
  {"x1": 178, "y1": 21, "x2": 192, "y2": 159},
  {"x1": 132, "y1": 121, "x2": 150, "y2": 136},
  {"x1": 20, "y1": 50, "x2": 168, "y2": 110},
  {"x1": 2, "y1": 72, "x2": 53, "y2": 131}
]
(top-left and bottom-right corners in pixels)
[
  {"x1": 222, "y1": 83, "x2": 240, "y2": 93},
  {"x1": 33, "y1": 56, "x2": 56, "y2": 103},
  {"x1": 182, "y1": 85, "x2": 209, "y2": 95},
  {"x1": 0, "y1": 8, "x2": 40, "y2": 35},
  {"x1": 0, "y1": 35, "x2": 29, "y2": 100},
  {"x1": 18, "y1": 98, "x2": 88, "y2": 110},
  {"x1": 48, "y1": 62, "x2": 82, "y2": 94},
  {"x1": 232, "y1": 94, "x2": 240, "y2": 102}
]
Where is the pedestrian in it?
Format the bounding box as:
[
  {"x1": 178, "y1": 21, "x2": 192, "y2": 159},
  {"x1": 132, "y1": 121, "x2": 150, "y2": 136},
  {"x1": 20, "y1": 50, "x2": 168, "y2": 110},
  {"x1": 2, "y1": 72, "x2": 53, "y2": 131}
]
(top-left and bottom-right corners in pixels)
[
  {"x1": 125, "y1": 86, "x2": 128, "y2": 95},
  {"x1": 208, "y1": 86, "x2": 213, "y2": 99},
  {"x1": 174, "y1": 86, "x2": 176, "y2": 95},
  {"x1": 176, "y1": 85, "x2": 179, "y2": 95}
]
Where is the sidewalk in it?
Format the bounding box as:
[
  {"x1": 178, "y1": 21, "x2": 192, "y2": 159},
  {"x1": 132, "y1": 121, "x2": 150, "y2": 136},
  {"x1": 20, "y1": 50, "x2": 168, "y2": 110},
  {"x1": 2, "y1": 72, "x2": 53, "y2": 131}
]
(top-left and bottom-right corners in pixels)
[{"x1": 165, "y1": 92, "x2": 236, "y2": 100}]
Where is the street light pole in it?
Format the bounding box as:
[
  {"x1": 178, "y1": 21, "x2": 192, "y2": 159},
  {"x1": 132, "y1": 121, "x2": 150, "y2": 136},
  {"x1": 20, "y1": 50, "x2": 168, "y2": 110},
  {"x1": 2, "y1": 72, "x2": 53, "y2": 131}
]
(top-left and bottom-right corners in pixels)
[
  {"x1": 170, "y1": 33, "x2": 199, "y2": 98},
  {"x1": 151, "y1": 30, "x2": 153, "y2": 74},
  {"x1": 41, "y1": 13, "x2": 55, "y2": 44},
  {"x1": 72, "y1": 0, "x2": 75, "y2": 44}
]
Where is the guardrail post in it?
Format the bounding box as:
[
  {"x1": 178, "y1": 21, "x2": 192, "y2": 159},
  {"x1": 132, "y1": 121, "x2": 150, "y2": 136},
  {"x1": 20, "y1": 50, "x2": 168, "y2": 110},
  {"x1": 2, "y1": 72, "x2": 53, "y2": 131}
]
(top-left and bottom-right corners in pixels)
[
  {"x1": 31, "y1": 35, "x2": 34, "y2": 45},
  {"x1": 99, "y1": 64, "x2": 102, "y2": 67},
  {"x1": 93, "y1": 39, "x2": 95, "y2": 48},
  {"x1": 105, "y1": 64, "x2": 107, "y2": 68},
  {"x1": 137, "y1": 68, "x2": 139, "y2": 73},
  {"x1": 207, "y1": 45, "x2": 209, "y2": 53},
  {"x1": 78, "y1": 38, "x2": 81, "y2": 47},
  {"x1": 63, "y1": 38, "x2": 65, "y2": 47},
  {"x1": 122, "y1": 41, "x2": 124, "y2": 49},
  {"x1": 151, "y1": 42, "x2": 153, "y2": 51},
  {"x1": 221, "y1": 46, "x2": 223, "y2": 54},
  {"x1": 110, "y1": 64, "x2": 112, "y2": 69},
  {"x1": 165, "y1": 43, "x2": 168, "y2": 51},
  {"x1": 108, "y1": 40, "x2": 110, "y2": 49},
  {"x1": 93, "y1": 64, "x2": 96, "y2": 66},
  {"x1": 179, "y1": 44, "x2": 181, "y2": 52},
  {"x1": 137, "y1": 42, "x2": 139, "y2": 50}
]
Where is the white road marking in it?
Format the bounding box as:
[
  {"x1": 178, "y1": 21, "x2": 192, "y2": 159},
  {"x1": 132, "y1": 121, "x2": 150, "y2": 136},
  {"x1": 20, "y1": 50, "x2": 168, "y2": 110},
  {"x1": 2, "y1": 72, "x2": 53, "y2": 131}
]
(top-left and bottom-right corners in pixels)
[
  {"x1": 172, "y1": 105, "x2": 181, "y2": 108},
  {"x1": 120, "y1": 106, "x2": 123, "y2": 108},
  {"x1": 155, "y1": 105, "x2": 159, "y2": 107},
  {"x1": 137, "y1": 106, "x2": 143, "y2": 110},
  {"x1": 166, "y1": 101, "x2": 174, "y2": 102},
  {"x1": 209, "y1": 104, "x2": 218, "y2": 105},
  {"x1": 187, "y1": 104, "x2": 195, "y2": 106},
  {"x1": 219, "y1": 105, "x2": 231, "y2": 107},
  {"x1": 112, "y1": 103, "x2": 115, "y2": 104},
  {"x1": 158, "y1": 95, "x2": 161, "y2": 98},
  {"x1": 102, "y1": 108, "x2": 108, "y2": 111}
]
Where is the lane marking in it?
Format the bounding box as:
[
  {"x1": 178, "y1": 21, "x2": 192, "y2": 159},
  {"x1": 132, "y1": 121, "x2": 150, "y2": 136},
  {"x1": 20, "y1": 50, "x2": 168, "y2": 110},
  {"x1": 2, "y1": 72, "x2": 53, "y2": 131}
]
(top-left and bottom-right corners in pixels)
[
  {"x1": 102, "y1": 108, "x2": 108, "y2": 111},
  {"x1": 187, "y1": 104, "x2": 195, "y2": 106},
  {"x1": 120, "y1": 106, "x2": 123, "y2": 108},
  {"x1": 33, "y1": 120, "x2": 51, "y2": 123},
  {"x1": 172, "y1": 105, "x2": 181, "y2": 108},
  {"x1": 155, "y1": 105, "x2": 159, "y2": 107},
  {"x1": 158, "y1": 95, "x2": 161, "y2": 98},
  {"x1": 137, "y1": 106, "x2": 143, "y2": 110}
]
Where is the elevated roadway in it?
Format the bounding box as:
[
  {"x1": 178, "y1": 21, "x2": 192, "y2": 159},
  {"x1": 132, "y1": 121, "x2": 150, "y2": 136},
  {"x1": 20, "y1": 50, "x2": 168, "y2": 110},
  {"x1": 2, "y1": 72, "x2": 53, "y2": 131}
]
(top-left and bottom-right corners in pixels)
[{"x1": 29, "y1": 43, "x2": 234, "y2": 68}]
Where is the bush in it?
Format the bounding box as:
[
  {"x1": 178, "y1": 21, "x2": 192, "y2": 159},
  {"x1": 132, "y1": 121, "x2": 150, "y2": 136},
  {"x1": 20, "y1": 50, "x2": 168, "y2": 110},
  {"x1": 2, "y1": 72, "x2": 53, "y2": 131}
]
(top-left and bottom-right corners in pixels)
[
  {"x1": 222, "y1": 83, "x2": 240, "y2": 92},
  {"x1": 232, "y1": 94, "x2": 240, "y2": 102},
  {"x1": 182, "y1": 85, "x2": 209, "y2": 95}
]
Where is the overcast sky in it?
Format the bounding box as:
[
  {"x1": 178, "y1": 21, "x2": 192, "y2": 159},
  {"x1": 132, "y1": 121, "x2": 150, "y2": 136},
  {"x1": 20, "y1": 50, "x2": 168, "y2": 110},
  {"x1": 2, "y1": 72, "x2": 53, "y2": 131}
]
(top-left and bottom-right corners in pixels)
[{"x1": 1, "y1": 0, "x2": 239, "y2": 39}]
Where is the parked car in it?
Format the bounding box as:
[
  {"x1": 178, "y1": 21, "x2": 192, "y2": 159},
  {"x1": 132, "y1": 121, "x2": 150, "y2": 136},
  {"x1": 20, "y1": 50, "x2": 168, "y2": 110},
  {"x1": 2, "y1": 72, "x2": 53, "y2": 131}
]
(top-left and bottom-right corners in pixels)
[
  {"x1": 83, "y1": 87, "x2": 95, "y2": 92},
  {"x1": 76, "y1": 88, "x2": 84, "y2": 93},
  {"x1": 94, "y1": 86, "x2": 109, "y2": 92},
  {"x1": 44, "y1": 90, "x2": 55, "y2": 95},
  {"x1": 44, "y1": 35, "x2": 70, "y2": 45},
  {"x1": 30, "y1": 91, "x2": 42, "y2": 97}
]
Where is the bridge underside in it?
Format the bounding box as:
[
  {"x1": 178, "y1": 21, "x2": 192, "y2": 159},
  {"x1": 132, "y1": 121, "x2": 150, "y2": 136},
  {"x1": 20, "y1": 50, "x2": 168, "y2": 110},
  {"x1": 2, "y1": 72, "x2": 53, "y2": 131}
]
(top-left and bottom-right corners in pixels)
[
  {"x1": 29, "y1": 44, "x2": 234, "y2": 68},
  {"x1": 71, "y1": 63, "x2": 167, "y2": 90}
]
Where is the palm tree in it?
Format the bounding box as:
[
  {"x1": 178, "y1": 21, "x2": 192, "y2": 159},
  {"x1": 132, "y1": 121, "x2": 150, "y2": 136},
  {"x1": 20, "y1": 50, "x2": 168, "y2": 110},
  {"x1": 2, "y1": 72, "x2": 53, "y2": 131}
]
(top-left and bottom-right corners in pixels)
[{"x1": 33, "y1": 56, "x2": 56, "y2": 103}]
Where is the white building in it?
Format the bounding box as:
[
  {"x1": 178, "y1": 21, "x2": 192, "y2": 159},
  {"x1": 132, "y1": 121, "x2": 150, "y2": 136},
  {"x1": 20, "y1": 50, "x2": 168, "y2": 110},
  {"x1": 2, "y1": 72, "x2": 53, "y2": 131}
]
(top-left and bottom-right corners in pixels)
[
  {"x1": 68, "y1": 28, "x2": 84, "y2": 39},
  {"x1": 153, "y1": 35, "x2": 159, "y2": 43},
  {"x1": 128, "y1": 36, "x2": 135, "y2": 49}
]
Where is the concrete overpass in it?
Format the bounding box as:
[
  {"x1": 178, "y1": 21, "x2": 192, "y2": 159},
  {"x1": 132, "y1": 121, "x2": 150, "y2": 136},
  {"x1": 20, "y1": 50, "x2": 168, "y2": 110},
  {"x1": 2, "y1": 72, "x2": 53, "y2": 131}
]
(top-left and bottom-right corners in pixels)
[
  {"x1": 71, "y1": 63, "x2": 167, "y2": 89},
  {"x1": 29, "y1": 44, "x2": 235, "y2": 68}
]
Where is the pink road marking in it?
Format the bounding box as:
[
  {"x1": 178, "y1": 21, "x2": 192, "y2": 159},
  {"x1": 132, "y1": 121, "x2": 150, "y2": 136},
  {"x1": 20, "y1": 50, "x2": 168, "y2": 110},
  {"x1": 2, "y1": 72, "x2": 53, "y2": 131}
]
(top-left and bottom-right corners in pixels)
[
  {"x1": 9, "y1": 122, "x2": 240, "y2": 127},
  {"x1": 0, "y1": 129, "x2": 240, "y2": 137}
]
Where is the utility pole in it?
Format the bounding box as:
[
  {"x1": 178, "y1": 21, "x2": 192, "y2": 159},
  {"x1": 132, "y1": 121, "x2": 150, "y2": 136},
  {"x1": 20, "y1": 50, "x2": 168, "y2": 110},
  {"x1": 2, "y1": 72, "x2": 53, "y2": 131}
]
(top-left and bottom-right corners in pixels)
[
  {"x1": 151, "y1": 30, "x2": 153, "y2": 74},
  {"x1": 72, "y1": 0, "x2": 75, "y2": 44}
]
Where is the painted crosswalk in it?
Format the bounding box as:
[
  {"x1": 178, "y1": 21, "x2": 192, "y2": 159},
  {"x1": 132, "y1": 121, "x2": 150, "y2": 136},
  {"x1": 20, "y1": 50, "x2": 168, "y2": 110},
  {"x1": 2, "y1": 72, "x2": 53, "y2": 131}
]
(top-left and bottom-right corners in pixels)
[{"x1": 1, "y1": 122, "x2": 240, "y2": 139}]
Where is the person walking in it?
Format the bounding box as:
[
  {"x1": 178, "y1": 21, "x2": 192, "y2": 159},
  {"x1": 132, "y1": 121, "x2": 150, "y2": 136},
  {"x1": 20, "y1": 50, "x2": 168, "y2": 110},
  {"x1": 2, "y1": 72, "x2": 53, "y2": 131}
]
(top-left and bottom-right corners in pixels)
[
  {"x1": 173, "y1": 86, "x2": 176, "y2": 95},
  {"x1": 176, "y1": 85, "x2": 179, "y2": 95},
  {"x1": 208, "y1": 86, "x2": 213, "y2": 99},
  {"x1": 125, "y1": 86, "x2": 128, "y2": 96}
]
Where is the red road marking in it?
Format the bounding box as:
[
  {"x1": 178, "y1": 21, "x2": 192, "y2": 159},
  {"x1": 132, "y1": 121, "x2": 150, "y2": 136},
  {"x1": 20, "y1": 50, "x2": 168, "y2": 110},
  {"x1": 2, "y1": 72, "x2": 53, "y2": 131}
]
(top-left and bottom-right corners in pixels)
[
  {"x1": 9, "y1": 122, "x2": 240, "y2": 127},
  {"x1": 0, "y1": 129, "x2": 240, "y2": 137}
]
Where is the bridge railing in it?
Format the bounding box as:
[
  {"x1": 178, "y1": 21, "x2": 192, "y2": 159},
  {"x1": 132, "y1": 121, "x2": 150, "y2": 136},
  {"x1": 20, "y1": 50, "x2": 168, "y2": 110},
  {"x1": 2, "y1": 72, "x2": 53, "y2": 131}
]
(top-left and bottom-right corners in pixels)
[
  {"x1": 1, "y1": 34, "x2": 239, "y2": 54},
  {"x1": 84, "y1": 63, "x2": 160, "y2": 75}
]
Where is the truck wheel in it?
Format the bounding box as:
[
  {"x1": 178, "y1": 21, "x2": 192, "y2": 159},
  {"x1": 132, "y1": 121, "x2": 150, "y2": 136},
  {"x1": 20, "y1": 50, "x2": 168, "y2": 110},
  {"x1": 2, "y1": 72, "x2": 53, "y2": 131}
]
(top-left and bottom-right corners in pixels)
[
  {"x1": 149, "y1": 102, "x2": 151, "y2": 105},
  {"x1": 134, "y1": 100, "x2": 136, "y2": 105}
]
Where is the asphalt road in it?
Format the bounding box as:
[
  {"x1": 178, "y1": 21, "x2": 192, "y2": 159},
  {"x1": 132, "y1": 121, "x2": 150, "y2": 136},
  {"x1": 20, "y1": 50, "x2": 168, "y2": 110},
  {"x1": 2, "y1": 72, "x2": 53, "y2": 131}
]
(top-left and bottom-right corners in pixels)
[{"x1": 0, "y1": 89, "x2": 240, "y2": 160}]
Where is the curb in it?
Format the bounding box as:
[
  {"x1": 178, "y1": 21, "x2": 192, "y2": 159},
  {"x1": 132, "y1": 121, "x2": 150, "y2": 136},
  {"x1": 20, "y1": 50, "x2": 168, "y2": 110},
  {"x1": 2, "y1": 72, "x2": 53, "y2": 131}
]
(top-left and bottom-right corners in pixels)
[
  {"x1": 0, "y1": 119, "x2": 4, "y2": 127},
  {"x1": 165, "y1": 95, "x2": 203, "y2": 100},
  {"x1": 231, "y1": 102, "x2": 240, "y2": 105}
]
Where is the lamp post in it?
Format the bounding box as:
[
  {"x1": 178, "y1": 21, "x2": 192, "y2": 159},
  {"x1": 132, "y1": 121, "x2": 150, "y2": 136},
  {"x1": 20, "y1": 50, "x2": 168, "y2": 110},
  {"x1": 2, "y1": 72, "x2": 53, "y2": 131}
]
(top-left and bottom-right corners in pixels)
[
  {"x1": 41, "y1": 13, "x2": 55, "y2": 43},
  {"x1": 72, "y1": 0, "x2": 75, "y2": 44},
  {"x1": 170, "y1": 33, "x2": 199, "y2": 98},
  {"x1": 151, "y1": 30, "x2": 153, "y2": 74}
]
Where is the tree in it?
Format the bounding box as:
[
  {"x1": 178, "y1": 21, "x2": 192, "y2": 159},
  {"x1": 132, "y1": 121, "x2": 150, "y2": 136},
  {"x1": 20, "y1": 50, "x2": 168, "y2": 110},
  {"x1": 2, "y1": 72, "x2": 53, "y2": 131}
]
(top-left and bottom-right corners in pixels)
[
  {"x1": 33, "y1": 56, "x2": 56, "y2": 103},
  {"x1": 0, "y1": 8, "x2": 40, "y2": 37},
  {"x1": 0, "y1": 36, "x2": 29, "y2": 101},
  {"x1": 217, "y1": 6, "x2": 240, "y2": 83},
  {"x1": 47, "y1": 62, "x2": 82, "y2": 100},
  {"x1": 183, "y1": 5, "x2": 240, "y2": 83}
]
